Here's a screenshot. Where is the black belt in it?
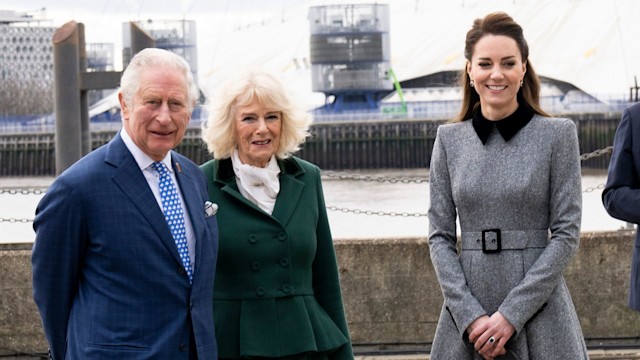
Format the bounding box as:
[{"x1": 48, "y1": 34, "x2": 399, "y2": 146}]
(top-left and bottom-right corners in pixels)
[{"x1": 461, "y1": 229, "x2": 549, "y2": 254}]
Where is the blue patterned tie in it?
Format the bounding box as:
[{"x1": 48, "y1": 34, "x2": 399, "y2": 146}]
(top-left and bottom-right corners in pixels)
[{"x1": 152, "y1": 161, "x2": 193, "y2": 284}]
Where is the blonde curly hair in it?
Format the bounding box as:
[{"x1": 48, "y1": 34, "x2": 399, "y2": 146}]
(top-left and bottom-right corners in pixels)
[{"x1": 201, "y1": 70, "x2": 311, "y2": 160}]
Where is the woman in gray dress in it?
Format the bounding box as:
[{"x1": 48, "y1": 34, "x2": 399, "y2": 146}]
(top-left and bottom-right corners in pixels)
[{"x1": 428, "y1": 12, "x2": 588, "y2": 360}]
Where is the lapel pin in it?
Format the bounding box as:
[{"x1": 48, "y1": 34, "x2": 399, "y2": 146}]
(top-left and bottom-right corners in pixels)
[{"x1": 204, "y1": 201, "x2": 218, "y2": 217}]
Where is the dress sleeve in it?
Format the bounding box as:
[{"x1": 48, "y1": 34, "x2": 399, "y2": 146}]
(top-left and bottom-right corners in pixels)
[
  {"x1": 310, "y1": 166, "x2": 354, "y2": 359},
  {"x1": 498, "y1": 119, "x2": 582, "y2": 332},
  {"x1": 602, "y1": 106, "x2": 640, "y2": 223},
  {"x1": 428, "y1": 127, "x2": 487, "y2": 338}
]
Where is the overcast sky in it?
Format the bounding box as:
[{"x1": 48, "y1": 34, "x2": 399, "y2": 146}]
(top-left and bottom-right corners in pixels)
[
  {"x1": 3, "y1": 0, "x2": 639, "y2": 107},
  {"x1": 3, "y1": 0, "x2": 297, "y2": 18},
  {"x1": 1, "y1": 0, "x2": 403, "y2": 107},
  {"x1": 2, "y1": 0, "x2": 309, "y2": 45},
  {"x1": 0, "y1": 0, "x2": 324, "y2": 101}
]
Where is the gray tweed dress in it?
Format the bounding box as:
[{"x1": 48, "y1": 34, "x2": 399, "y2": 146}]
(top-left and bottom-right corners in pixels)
[{"x1": 428, "y1": 115, "x2": 588, "y2": 359}]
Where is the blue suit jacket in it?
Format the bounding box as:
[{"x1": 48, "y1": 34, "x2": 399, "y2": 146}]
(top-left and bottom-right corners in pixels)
[
  {"x1": 32, "y1": 132, "x2": 219, "y2": 359},
  {"x1": 603, "y1": 101, "x2": 640, "y2": 312}
]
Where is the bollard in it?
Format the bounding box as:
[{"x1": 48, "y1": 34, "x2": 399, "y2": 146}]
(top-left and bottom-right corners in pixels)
[
  {"x1": 78, "y1": 23, "x2": 91, "y2": 156},
  {"x1": 52, "y1": 20, "x2": 150, "y2": 175},
  {"x1": 52, "y1": 21, "x2": 82, "y2": 175},
  {"x1": 130, "y1": 22, "x2": 156, "y2": 57}
]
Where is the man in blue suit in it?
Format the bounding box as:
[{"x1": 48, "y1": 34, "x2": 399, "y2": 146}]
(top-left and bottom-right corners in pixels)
[
  {"x1": 32, "y1": 48, "x2": 219, "y2": 359},
  {"x1": 603, "y1": 101, "x2": 640, "y2": 312}
]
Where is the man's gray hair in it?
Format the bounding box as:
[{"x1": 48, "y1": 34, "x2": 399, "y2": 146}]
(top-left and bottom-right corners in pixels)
[{"x1": 119, "y1": 48, "x2": 198, "y2": 111}]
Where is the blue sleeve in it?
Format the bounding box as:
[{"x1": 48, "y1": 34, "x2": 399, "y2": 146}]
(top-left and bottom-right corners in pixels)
[
  {"x1": 31, "y1": 177, "x2": 86, "y2": 359},
  {"x1": 602, "y1": 105, "x2": 640, "y2": 224}
]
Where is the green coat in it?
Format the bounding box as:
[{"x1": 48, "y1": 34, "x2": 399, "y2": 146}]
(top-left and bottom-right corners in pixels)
[{"x1": 201, "y1": 156, "x2": 353, "y2": 359}]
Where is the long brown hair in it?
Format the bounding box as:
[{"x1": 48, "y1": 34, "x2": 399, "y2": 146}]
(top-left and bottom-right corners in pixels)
[{"x1": 453, "y1": 12, "x2": 549, "y2": 122}]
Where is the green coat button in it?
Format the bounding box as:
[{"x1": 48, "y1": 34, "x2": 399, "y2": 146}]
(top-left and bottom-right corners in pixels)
[{"x1": 251, "y1": 261, "x2": 261, "y2": 271}]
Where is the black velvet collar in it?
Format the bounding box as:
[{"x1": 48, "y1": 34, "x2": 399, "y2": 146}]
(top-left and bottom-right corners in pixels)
[{"x1": 471, "y1": 104, "x2": 534, "y2": 145}]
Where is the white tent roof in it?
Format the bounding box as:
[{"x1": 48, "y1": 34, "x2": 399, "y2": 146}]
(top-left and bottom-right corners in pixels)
[
  {"x1": 389, "y1": 0, "x2": 640, "y2": 97},
  {"x1": 195, "y1": 0, "x2": 640, "y2": 108}
]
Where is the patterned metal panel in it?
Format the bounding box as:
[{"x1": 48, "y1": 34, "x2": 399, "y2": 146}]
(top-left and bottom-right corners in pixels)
[{"x1": 0, "y1": 25, "x2": 55, "y2": 116}]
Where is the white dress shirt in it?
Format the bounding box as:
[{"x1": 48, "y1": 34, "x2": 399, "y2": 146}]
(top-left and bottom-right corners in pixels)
[{"x1": 120, "y1": 129, "x2": 196, "y2": 268}]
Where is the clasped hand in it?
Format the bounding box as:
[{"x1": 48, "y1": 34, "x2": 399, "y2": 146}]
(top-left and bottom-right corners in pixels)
[{"x1": 467, "y1": 312, "x2": 516, "y2": 360}]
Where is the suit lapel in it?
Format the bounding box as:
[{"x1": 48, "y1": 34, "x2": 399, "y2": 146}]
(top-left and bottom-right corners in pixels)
[
  {"x1": 220, "y1": 181, "x2": 266, "y2": 215},
  {"x1": 172, "y1": 155, "x2": 205, "y2": 272},
  {"x1": 271, "y1": 171, "x2": 304, "y2": 226},
  {"x1": 214, "y1": 157, "x2": 306, "y2": 225},
  {"x1": 106, "y1": 134, "x2": 183, "y2": 266},
  {"x1": 215, "y1": 159, "x2": 269, "y2": 216}
]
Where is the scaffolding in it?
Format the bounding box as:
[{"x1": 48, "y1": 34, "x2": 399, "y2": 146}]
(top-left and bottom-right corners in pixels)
[
  {"x1": 309, "y1": 4, "x2": 392, "y2": 111},
  {"x1": 122, "y1": 19, "x2": 198, "y2": 85}
]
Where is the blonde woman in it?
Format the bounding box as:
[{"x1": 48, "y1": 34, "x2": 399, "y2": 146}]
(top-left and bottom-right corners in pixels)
[{"x1": 201, "y1": 70, "x2": 353, "y2": 360}]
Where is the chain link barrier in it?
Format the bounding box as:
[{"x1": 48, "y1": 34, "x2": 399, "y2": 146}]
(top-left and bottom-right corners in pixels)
[
  {"x1": 323, "y1": 146, "x2": 614, "y2": 216},
  {"x1": 0, "y1": 146, "x2": 616, "y2": 220},
  {"x1": 0, "y1": 217, "x2": 34, "y2": 223},
  {"x1": 583, "y1": 183, "x2": 606, "y2": 193},
  {"x1": 0, "y1": 187, "x2": 45, "y2": 223},
  {"x1": 322, "y1": 171, "x2": 429, "y2": 184},
  {"x1": 580, "y1": 146, "x2": 613, "y2": 161},
  {"x1": 0, "y1": 187, "x2": 48, "y2": 195},
  {"x1": 327, "y1": 206, "x2": 427, "y2": 217}
]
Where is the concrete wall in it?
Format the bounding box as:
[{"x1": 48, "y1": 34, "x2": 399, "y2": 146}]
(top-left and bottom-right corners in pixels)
[
  {"x1": 2, "y1": 232, "x2": 640, "y2": 354},
  {"x1": 336, "y1": 232, "x2": 640, "y2": 347},
  {"x1": 0, "y1": 244, "x2": 46, "y2": 354}
]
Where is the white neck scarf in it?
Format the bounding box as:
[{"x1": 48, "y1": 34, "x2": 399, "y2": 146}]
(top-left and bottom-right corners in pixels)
[{"x1": 231, "y1": 149, "x2": 281, "y2": 214}]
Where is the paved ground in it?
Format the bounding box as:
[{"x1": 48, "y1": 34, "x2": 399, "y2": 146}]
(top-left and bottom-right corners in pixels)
[{"x1": 352, "y1": 349, "x2": 640, "y2": 359}]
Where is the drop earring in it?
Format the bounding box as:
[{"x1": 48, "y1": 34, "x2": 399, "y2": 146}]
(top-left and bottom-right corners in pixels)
[{"x1": 470, "y1": 79, "x2": 475, "y2": 88}]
